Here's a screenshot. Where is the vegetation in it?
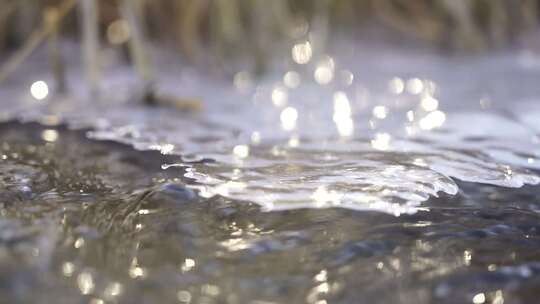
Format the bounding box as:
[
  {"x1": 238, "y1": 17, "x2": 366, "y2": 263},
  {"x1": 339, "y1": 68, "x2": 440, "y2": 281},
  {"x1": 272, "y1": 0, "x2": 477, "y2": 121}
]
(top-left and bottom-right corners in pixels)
[{"x1": 0, "y1": 0, "x2": 538, "y2": 85}]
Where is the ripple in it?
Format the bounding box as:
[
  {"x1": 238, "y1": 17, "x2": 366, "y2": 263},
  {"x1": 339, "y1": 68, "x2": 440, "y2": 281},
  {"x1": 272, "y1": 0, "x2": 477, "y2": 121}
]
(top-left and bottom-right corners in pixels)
[{"x1": 3, "y1": 50, "x2": 540, "y2": 216}]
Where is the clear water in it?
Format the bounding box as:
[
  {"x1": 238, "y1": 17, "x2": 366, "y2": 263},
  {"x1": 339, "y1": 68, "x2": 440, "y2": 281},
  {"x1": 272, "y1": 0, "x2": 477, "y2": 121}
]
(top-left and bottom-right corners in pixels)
[
  {"x1": 1, "y1": 123, "x2": 540, "y2": 304},
  {"x1": 8, "y1": 47, "x2": 540, "y2": 214},
  {"x1": 1, "y1": 46, "x2": 540, "y2": 303}
]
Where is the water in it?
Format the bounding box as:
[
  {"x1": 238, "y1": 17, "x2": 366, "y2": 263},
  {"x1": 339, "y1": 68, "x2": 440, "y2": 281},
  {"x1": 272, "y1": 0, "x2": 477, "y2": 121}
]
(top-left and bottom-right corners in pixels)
[
  {"x1": 7, "y1": 46, "x2": 540, "y2": 214},
  {"x1": 1, "y1": 46, "x2": 540, "y2": 303},
  {"x1": 1, "y1": 122, "x2": 540, "y2": 304}
]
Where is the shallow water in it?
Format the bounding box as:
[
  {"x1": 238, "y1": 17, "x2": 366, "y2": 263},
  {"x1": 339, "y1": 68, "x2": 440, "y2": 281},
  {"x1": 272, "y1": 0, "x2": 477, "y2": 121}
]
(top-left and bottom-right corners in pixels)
[
  {"x1": 6, "y1": 47, "x2": 540, "y2": 214},
  {"x1": 1, "y1": 46, "x2": 540, "y2": 303},
  {"x1": 1, "y1": 122, "x2": 540, "y2": 304}
]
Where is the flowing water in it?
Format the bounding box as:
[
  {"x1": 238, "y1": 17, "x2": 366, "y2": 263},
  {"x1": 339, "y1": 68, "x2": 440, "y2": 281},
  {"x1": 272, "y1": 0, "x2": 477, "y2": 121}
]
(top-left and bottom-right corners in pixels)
[{"x1": 1, "y1": 46, "x2": 540, "y2": 303}]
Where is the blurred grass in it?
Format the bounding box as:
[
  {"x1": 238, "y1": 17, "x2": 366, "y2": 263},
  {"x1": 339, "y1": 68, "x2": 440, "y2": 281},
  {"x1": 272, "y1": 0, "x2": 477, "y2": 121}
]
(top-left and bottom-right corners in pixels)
[{"x1": 0, "y1": 0, "x2": 538, "y2": 63}]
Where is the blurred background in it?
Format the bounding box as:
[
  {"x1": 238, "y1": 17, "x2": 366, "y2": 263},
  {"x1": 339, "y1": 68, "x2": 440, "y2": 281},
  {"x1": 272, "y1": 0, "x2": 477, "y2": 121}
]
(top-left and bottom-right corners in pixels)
[{"x1": 1, "y1": 0, "x2": 540, "y2": 80}]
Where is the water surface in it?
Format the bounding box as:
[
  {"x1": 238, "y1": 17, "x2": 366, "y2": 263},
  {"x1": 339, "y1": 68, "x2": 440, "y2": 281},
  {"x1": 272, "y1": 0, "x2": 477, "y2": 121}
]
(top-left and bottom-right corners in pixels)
[
  {"x1": 1, "y1": 46, "x2": 540, "y2": 303},
  {"x1": 1, "y1": 123, "x2": 540, "y2": 303}
]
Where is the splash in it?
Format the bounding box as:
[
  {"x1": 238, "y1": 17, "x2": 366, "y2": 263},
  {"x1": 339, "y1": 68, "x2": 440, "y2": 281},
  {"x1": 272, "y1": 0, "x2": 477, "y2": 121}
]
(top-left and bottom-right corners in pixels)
[{"x1": 4, "y1": 48, "x2": 540, "y2": 215}]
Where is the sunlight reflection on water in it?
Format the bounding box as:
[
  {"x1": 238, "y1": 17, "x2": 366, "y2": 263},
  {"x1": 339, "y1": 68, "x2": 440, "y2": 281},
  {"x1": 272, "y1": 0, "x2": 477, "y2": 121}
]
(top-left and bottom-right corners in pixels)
[{"x1": 5, "y1": 46, "x2": 540, "y2": 216}]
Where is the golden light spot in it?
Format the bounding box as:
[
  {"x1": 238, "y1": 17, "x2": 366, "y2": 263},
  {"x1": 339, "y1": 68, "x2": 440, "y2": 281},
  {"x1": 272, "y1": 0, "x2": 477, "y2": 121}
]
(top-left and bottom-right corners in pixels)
[
  {"x1": 41, "y1": 129, "x2": 59, "y2": 142},
  {"x1": 493, "y1": 290, "x2": 504, "y2": 304},
  {"x1": 77, "y1": 272, "x2": 95, "y2": 295},
  {"x1": 104, "y1": 282, "x2": 123, "y2": 298},
  {"x1": 159, "y1": 144, "x2": 175, "y2": 154},
  {"x1": 472, "y1": 293, "x2": 486, "y2": 304},
  {"x1": 406, "y1": 110, "x2": 415, "y2": 122},
  {"x1": 371, "y1": 133, "x2": 391, "y2": 151},
  {"x1": 315, "y1": 282, "x2": 330, "y2": 293},
  {"x1": 201, "y1": 284, "x2": 220, "y2": 296},
  {"x1": 280, "y1": 107, "x2": 298, "y2": 131},
  {"x1": 213, "y1": 181, "x2": 247, "y2": 197},
  {"x1": 106, "y1": 19, "x2": 130, "y2": 45},
  {"x1": 250, "y1": 131, "x2": 261, "y2": 145},
  {"x1": 74, "y1": 237, "x2": 85, "y2": 249},
  {"x1": 336, "y1": 118, "x2": 354, "y2": 137},
  {"x1": 138, "y1": 209, "x2": 150, "y2": 215},
  {"x1": 388, "y1": 77, "x2": 404, "y2": 94},
  {"x1": 62, "y1": 262, "x2": 75, "y2": 277},
  {"x1": 340, "y1": 70, "x2": 354, "y2": 86},
  {"x1": 419, "y1": 110, "x2": 446, "y2": 130},
  {"x1": 129, "y1": 266, "x2": 145, "y2": 278},
  {"x1": 292, "y1": 41, "x2": 312, "y2": 64},
  {"x1": 288, "y1": 135, "x2": 300, "y2": 147},
  {"x1": 311, "y1": 186, "x2": 341, "y2": 206},
  {"x1": 271, "y1": 86, "x2": 288, "y2": 107},
  {"x1": 333, "y1": 92, "x2": 352, "y2": 119},
  {"x1": 464, "y1": 250, "x2": 472, "y2": 266},
  {"x1": 233, "y1": 71, "x2": 252, "y2": 92},
  {"x1": 30, "y1": 81, "x2": 49, "y2": 100},
  {"x1": 413, "y1": 158, "x2": 428, "y2": 167},
  {"x1": 233, "y1": 145, "x2": 249, "y2": 159},
  {"x1": 333, "y1": 92, "x2": 354, "y2": 137},
  {"x1": 177, "y1": 290, "x2": 192, "y2": 303},
  {"x1": 314, "y1": 57, "x2": 335, "y2": 85},
  {"x1": 421, "y1": 96, "x2": 439, "y2": 112},
  {"x1": 283, "y1": 71, "x2": 301, "y2": 88},
  {"x1": 314, "y1": 67, "x2": 333, "y2": 85},
  {"x1": 372, "y1": 105, "x2": 388, "y2": 119},
  {"x1": 314, "y1": 270, "x2": 327, "y2": 282},
  {"x1": 406, "y1": 78, "x2": 424, "y2": 95},
  {"x1": 181, "y1": 258, "x2": 196, "y2": 272}
]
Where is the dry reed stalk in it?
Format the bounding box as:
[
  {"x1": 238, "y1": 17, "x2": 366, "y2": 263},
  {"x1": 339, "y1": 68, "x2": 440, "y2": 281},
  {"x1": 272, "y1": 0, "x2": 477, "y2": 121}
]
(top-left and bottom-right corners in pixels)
[
  {"x1": 0, "y1": 0, "x2": 539, "y2": 79},
  {"x1": 0, "y1": 1, "x2": 16, "y2": 52},
  {"x1": 0, "y1": 0, "x2": 76, "y2": 84},
  {"x1": 79, "y1": 0, "x2": 100, "y2": 94},
  {"x1": 45, "y1": 6, "x2": 67, "y2": 93},
  {"x1": 120, "y1": 0, "x2": 154, "y2": 86}
]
